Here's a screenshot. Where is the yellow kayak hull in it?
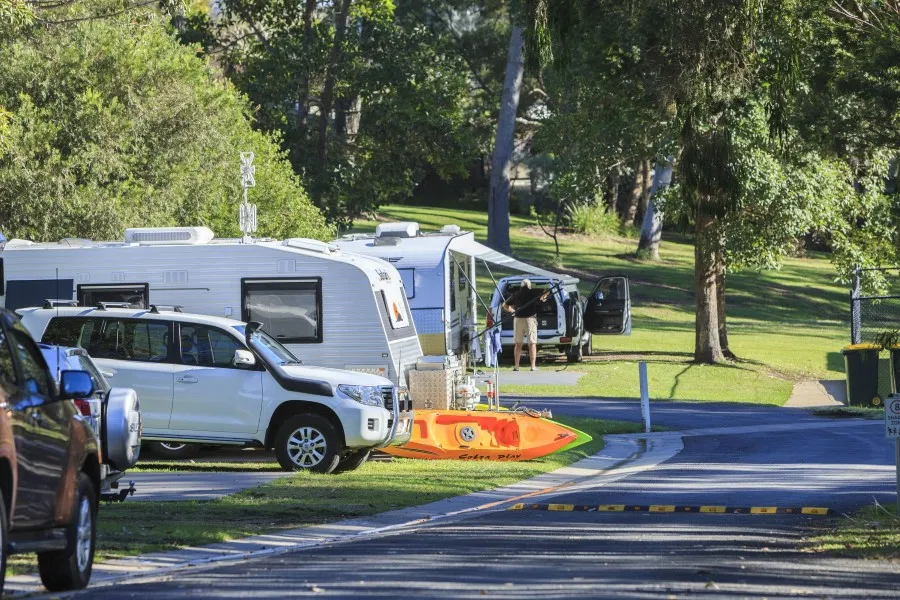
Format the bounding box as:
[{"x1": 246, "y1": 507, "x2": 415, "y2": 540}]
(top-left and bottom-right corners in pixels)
[{"x1": 383, "y1": 410, "x2": 580, "y2": 461}]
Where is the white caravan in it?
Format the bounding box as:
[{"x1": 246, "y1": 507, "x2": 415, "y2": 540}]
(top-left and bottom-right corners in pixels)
[
  {"x1": 334, "y1": 222, "x2": 586, "y2": 359},
  {"x1": 336, "y1": 222, "x2": 633, "y2": 364},
  {"x1": 0, "y1": 227, "x2": 423, "y2": 387}
]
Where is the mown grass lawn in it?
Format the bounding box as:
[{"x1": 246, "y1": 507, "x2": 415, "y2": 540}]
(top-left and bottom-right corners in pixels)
[
  {"x1": 8, "y1": 417, "x2": 639, "y2": 573},
  {"x1": 811, "y1": 505, "x2": 900, "y2": 559},
  {"x1": 352, "y1": 205, "x2": 850, "y2": 405}
]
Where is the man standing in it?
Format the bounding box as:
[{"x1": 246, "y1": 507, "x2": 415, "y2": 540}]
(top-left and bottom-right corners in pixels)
[{"x1": 502, "y1": 279, "x2": 550, "y2": 371}]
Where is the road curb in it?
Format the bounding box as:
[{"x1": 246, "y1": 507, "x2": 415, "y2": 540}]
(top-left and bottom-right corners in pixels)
[{"x1": 6, "y1": 433, "x2": 680, "y2": 598}]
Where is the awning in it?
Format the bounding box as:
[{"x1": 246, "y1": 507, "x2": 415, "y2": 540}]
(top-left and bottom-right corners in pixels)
[{"x1": 450, "y1": 238, "x2": 579, "y2": 285}]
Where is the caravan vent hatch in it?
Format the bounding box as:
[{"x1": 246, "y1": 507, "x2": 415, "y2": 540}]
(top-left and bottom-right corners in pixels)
[
  {"x1": 282, "y1": 238, "x2": 336, "y2": 254},
  {"x1": 124, "y1": 227, "x2": 214, "y2": 245},
  {"x1": 373, "y1": 236, "x2": 401, "y2": 246},
  {"x1": 375, "y1": 222, "x2": 419, "y2": 238}
]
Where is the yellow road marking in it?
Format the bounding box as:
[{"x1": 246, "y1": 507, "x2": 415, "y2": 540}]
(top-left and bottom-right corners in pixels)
[
  {"x1": 801, "y1": 507, "x2": 830, "y2": 515},
  {"x1": 751, "y1": 507, "x2": 778, "y2": 514},
  {"x1": 649, "y1": 505, "x2": 675, "y2": 512},
  {"x1": 598, "y1": 505, "x2": 625, "y2": 511},
  {"x1": 548, "y1": 504, "x2": 574, "y2": 511},
  {"x1": 700, "y1": 506, "x2": 727, "y2": 513},
  {"x1": 509, "y1": 503, "x2": 525, "y2": 510}
]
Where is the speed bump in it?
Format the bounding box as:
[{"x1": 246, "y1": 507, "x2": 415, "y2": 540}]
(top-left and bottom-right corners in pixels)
[{"x1": 508, "y1": 503, "x2": 832, "y2": 516}]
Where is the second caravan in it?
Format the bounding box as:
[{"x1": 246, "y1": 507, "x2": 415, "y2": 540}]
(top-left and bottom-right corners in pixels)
[{"x1": 0, "y1": 227, "x2": 423, "y2": 388}]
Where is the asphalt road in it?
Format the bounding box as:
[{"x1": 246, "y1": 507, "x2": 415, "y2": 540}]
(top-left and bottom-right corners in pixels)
[
  {"x1": 62, "y1": 403, "x2": 899, "y2": 600},
  {"x1": 506, "y1": 395, "x2": 836, "y2": 430}
]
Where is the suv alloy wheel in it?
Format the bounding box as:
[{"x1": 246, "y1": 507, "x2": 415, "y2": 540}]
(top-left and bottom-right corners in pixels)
[{"x1": 274, "y1": 414, "x2": 341, "y2": 473}]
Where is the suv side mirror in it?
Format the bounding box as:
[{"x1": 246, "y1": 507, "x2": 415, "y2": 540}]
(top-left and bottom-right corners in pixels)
[
  {"x1": 233, "y1": 349, "x2": 256, "y2": 368},
  {"x1": 59, "y1": 370, "x2": 94, "y2": 400}
]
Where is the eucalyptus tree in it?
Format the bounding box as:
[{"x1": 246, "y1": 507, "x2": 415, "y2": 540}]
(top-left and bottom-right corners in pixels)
[
  {"x1": 525, "y1": 0, "x2": 847, "y2": 363},
  {"x1": 179, "y1": 0, "x2": 480, "y2": 226}
]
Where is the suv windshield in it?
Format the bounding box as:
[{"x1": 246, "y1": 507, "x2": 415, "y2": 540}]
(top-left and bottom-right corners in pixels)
[{"x1": 233, "y1": 325, "x2": 301, "y2": 367}]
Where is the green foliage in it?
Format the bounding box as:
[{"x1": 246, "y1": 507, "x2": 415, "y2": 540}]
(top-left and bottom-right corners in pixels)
[
  {"x1": 0, "y1": 10, "x2": 330, "y2": 242},
  {"x1": 564, "y1": 202, "x2": 620, "y2": 237},
  {"x1": 187, "y1": 0, "x2": 486, "y2": 225}
]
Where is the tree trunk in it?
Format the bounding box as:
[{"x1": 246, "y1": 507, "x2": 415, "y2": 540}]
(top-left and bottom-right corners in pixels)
[
  {"x1": 487, "y1": 25, "x2": 525, "y2": 254},
  {"x1": 316, "y1": 0, "x2": 353, "y2": 169},
  {"x1": 635, "y1": 159, "x2": 652, "y2": 225},
  {"x1": 694, "y1": 210, "x2": 725, "y2": 364},
  {"x1": 715, "y1": 242, "x2": 735, "y2": 359},
  {"x1": 606, "y1": 166, "x2": 620, "y2": 213},
  {"x1": 621, "y1": 161, "x2": 642, "y2": 228},
  {"x1": 637, "y1": 157, "x2": 673, "y2": 260},
  {"x1": 298, "y1": 0, "x2": 317, "y2": 134}
]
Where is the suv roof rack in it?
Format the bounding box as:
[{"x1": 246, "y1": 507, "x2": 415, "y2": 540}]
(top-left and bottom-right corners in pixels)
[
  {"x1": 43, "y1": 299, "x2": 79, "y2": 309},
  {"x1": 95, "y1": 302, "x2": 135, "y2": 310},
  {"x1": 149, "y1": 304, "x2": 184, "y2": 314}
]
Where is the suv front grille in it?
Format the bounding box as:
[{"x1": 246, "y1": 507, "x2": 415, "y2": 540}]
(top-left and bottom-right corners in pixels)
[{"x1": 380, "y1": 386, "x2": 395, "y2": 411}]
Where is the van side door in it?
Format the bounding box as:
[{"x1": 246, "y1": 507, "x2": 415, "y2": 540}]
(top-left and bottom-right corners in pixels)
[
  {"x1": 584, "y1": 276, "x2": 632, "y2": 335},
  {"x1": 168, "y1": 323, "x2": 264, "y2": 434}
]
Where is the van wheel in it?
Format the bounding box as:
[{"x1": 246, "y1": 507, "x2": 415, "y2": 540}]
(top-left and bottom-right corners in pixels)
[
  {"x1": 334, "y1": 449, "x2": 371, "y2": 473},
  {"x1": 582, "y1": 333, "x2": 593, "y2": 357},
  {"x1": 38, "y1": 473, "x2": 96, "y2": 591},
  {"x1": 146, "y1": 441, "x2": 200, "y2": 459},
  {"x1": 275, "y1": 414, "x2": 341, "y2": 473},
  {"x1": 0, "y1": 490, "x2": 8, "y2": 595},
  {"x1": 567, "y1": 342, "x2": 583, "y2": 364}
]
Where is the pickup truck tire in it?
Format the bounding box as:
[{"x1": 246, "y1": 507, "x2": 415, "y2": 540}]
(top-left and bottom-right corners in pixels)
[
  {"x1": 37, "y1": 473, "x2": 96, "y2": 591},
  {"x1": 567, "y1": 341, "x2": 583, "y2": 363},
  {"x1": 0, "y1": 492, "x2": 7, "y2": 595},
  {"x1": 274, "y1": 414, "x2": 341, "y2": 474},
  {"x1": 146, "y1": 441, "x2": 200, "y2": 459},
  {"x1": 334, "y1": 449, "x2": 371, "y2": 473}
]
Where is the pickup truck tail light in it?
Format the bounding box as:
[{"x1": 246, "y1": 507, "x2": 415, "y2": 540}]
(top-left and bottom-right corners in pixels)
[
  {"x1": 560, "y1": 336, "x2": 572, "y2": 343},
  {"x1": 486, "y1": 311, "x2": 494, "y2": 329}
]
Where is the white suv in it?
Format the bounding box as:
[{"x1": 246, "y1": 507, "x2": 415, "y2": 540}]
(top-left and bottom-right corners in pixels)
[{"x1": 18, "y1": 306, "x2": 412, "y2": 474}]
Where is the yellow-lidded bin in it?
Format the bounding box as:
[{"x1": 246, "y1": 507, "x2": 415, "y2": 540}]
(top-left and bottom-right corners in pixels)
[{"x1": 841, "y1": 344, "x2": 882, "y2": 407}]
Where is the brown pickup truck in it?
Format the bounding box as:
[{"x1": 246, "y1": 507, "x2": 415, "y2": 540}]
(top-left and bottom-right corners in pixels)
[{"x1": 0, "y1": 308, "x2": 101, "y2": 594}]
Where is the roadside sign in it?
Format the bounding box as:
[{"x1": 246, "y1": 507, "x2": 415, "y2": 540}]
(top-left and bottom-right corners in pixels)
[
  {"x1": 887, "y1": 395, "x2": 900, "y2": 438},
  {"x1": 887, "y1": 395, "x2": 900, "y2": 514}
]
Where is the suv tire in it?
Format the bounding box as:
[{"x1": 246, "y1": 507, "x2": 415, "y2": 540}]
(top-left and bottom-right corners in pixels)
[
  {"x1": 37, "y1": 473, "x2": 96, "y2": 591},
  {"x1": 274, "y1": 414, "x2": 341, "y2": 473},
  {"x1": 567, "y1": 341, "x2": 583, "y2": 364},
  {"x1": 146, "y1": 441, "x2": 200, "y2": 459},
  {"x1": 0, "y1": 492, "x2": 8, "y2": 595},
  {"x1": 334, "y1": 449, "x2": 371, "y2": 473}
]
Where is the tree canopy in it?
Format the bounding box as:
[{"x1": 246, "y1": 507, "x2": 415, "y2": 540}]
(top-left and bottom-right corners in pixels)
[{"x1": 0, "y1": 4, "x2": 331, "y2": 243}]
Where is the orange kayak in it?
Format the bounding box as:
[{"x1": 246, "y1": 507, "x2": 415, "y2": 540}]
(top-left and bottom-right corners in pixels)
[{"x1": 383, "y1": 410, "x2": 587, "y2": 461}]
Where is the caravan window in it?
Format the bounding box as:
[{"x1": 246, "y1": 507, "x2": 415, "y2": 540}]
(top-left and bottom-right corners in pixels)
[
  {"x1": 78, "y1": 284, "x2": 149, "y2": 309},
  {"x1": 242, "y1": 278, "x2": 322, "y2": 344}
]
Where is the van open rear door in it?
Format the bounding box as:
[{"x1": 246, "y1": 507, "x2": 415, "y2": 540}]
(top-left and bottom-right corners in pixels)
[{"x1": 584, "y1": 276, "x2": 631, "y2": 335}]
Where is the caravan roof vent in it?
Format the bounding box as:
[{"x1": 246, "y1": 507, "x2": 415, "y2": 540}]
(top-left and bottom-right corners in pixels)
[
  {"x1": 283, "y1": 238, "x2": 337, "y2": 254},
  {"x1": 375, "y1": 222, "x2": 419, "y2": 238},
  {"x1": 373, "y1": 236, "x2": 401, "y2": 246},
  {"x1": 439, "y1": 224, "x2": 461, "y2": 235},
  {"x1": 124, "y1": 227, "x2": 214, "y2": 245}
]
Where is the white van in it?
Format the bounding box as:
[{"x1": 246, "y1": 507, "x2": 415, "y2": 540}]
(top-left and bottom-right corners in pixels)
[
  {"x1": 18, "y1": 306, "x2": 410, "y2": 473},
  {"x1": 0, "y1": 226, "x2": 423, "y2": 387},
  {"x1": 490, "y1": 274, "x2": 632, "y2": 362}
]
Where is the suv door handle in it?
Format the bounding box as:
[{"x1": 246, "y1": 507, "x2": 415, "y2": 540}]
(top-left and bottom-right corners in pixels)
[{"x1": 176, "y1": 376, "x2": 199, "y2": 384}]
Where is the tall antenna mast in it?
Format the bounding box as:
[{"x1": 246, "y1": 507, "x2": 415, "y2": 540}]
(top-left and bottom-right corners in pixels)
[{"x1": 239, "y1": 151, "x2": 258, "y2": 243}]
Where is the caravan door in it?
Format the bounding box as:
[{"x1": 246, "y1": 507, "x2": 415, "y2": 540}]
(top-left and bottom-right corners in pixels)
[{"x1": 584, "y1": 276, "x2": 631, "y2": 335}]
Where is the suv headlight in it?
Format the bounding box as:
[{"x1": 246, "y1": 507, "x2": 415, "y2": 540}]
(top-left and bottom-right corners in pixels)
[{"x1": 337, "y1": 384, "x2": 384, "y2": 407}]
